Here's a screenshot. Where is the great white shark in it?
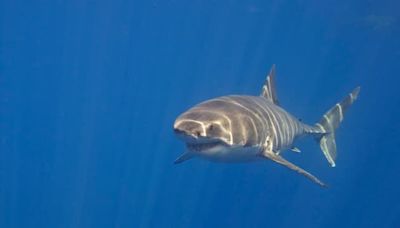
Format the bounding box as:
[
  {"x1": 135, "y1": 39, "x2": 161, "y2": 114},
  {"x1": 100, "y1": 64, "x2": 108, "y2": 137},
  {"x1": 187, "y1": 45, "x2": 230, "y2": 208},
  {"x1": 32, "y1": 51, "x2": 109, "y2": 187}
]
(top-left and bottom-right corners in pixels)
[{"x1": 173, "y1": 65, "x2": 360, "y2": 187}]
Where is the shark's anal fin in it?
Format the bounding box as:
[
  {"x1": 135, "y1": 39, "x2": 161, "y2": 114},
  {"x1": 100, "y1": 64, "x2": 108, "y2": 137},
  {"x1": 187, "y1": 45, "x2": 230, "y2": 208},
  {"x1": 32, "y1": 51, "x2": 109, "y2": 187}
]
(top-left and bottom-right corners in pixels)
[
  {"x1": 174, "y1": 152, "x2": 194, "y2": 164},
  {"x1": 260, "y1": 150, "x2": 327, "y2": 187},
  {"x1": 291, "y1": 147, "x2": 301, "y2": 153},
  {"x1": 260, "y1": 64, "x2": 280, "y2": 105}
]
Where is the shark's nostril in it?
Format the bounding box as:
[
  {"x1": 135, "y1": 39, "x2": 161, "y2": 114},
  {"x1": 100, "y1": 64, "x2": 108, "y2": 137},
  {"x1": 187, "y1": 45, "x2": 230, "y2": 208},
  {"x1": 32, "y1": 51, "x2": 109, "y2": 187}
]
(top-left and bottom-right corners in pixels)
[{"x1": 174, "y1": 128, "x2": 183, "y2": 134}]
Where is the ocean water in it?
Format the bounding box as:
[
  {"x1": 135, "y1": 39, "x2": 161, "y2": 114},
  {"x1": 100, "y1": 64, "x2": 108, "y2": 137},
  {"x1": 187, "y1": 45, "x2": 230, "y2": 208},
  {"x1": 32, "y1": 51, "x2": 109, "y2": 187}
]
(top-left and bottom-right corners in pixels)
[{"x1": 1, "y1": 0, "x2": 399, "y2": 227}]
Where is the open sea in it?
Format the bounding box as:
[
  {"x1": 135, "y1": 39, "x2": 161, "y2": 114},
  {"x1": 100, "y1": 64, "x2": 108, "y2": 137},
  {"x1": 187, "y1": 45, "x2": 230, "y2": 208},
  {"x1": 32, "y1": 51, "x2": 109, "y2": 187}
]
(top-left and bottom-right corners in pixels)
[{"x1": 1, "y1": 0, "x2": 399, "y2": 227}]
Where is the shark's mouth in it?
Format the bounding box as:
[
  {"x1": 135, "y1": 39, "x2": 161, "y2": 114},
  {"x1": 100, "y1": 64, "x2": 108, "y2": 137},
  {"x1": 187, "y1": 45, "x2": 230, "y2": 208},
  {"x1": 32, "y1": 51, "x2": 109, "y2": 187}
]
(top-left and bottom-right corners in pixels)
[{"x1": 186, "y1": 141, "x2": 223, "y2": 152}]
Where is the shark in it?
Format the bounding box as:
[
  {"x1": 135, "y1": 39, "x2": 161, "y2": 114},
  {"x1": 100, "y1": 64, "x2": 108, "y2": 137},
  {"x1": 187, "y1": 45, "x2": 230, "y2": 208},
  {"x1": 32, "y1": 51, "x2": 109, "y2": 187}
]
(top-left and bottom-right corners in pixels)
[{"x1": 173, "y1": 65, "x2": 360, "y2": 187}]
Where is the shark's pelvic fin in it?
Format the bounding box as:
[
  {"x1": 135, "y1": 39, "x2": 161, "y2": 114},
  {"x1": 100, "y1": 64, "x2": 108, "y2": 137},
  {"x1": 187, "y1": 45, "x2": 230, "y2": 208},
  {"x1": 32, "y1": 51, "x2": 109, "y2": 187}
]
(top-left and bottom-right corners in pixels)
[
  {"x1": 291, "y1": 147, "x2": 301, "y2": 153},
  {"x1": 275, "y1": 147, "x2": 300, "y2": 155},
  {"x1": 174, "y1": 152, "x2": 194, "y2": 164},
  {"x1": 260, "y1": 64, "x2": 280, "y2": 106}
]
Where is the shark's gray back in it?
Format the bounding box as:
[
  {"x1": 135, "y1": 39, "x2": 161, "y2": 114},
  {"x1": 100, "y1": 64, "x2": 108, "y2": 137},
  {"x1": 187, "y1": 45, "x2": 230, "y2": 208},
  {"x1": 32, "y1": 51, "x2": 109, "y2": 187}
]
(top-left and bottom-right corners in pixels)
[{"x1": 193, "y1": 95, "x2": 306, "y2": 151}]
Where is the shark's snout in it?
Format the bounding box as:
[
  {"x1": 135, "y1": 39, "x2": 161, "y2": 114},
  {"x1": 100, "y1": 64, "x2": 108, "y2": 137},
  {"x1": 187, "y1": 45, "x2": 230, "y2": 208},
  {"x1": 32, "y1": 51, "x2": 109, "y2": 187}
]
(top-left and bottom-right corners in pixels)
[{"x1": 173, "y1": 120, "x2": 205, "y2": 138}]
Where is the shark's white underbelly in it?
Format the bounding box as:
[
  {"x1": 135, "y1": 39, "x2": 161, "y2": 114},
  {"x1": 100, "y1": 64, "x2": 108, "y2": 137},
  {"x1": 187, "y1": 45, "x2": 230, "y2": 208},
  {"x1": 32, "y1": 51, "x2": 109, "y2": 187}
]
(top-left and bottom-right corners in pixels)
[{"x1": 196, "y1": 145, "x2": 262, "y2": 163}]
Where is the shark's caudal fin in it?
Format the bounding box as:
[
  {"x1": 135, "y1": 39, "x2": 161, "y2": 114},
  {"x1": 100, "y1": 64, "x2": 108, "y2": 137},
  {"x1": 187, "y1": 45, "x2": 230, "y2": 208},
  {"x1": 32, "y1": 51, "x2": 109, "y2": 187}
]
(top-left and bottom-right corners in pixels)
[{"x1": 315, "y1": 87, "x2": 360, "y2": 167}]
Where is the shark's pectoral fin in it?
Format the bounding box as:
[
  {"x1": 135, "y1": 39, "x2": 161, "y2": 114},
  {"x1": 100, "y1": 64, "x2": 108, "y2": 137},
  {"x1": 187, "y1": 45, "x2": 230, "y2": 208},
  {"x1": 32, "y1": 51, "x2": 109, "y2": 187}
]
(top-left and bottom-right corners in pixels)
[
  {"x1": 260, "y1": 150, "x2": 327, "y2": 187},
  {"x1": 174, "y1": 152, "x2": 195, "y2": 164}
]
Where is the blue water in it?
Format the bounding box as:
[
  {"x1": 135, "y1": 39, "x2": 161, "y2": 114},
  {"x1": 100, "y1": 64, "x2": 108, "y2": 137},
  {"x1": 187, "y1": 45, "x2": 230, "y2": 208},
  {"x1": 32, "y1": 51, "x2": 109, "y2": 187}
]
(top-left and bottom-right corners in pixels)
[{"x1": 1, "y1": 1, "x2": 399, "y2": 227}]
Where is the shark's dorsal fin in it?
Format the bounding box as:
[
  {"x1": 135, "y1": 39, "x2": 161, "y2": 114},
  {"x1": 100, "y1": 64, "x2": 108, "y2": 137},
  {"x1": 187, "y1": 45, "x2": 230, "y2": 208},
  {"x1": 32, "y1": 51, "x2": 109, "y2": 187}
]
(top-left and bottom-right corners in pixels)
[{"x1": 260, "y1": 64, "x2": 279, "y2": 105}]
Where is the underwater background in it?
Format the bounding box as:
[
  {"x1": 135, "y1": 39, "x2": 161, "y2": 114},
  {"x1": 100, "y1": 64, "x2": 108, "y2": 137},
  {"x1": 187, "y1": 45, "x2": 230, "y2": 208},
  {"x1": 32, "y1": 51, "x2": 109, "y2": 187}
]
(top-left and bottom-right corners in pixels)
[{"x1": 1, "y1": 0, "x2": 399, "y2": 227}]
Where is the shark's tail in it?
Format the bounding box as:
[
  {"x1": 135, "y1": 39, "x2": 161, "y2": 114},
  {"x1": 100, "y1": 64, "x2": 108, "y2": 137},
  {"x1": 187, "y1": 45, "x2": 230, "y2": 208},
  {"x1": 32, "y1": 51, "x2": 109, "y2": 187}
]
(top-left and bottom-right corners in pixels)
[{"x1": 315, "y1": 87, "x2": 360, "y2": 167}]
